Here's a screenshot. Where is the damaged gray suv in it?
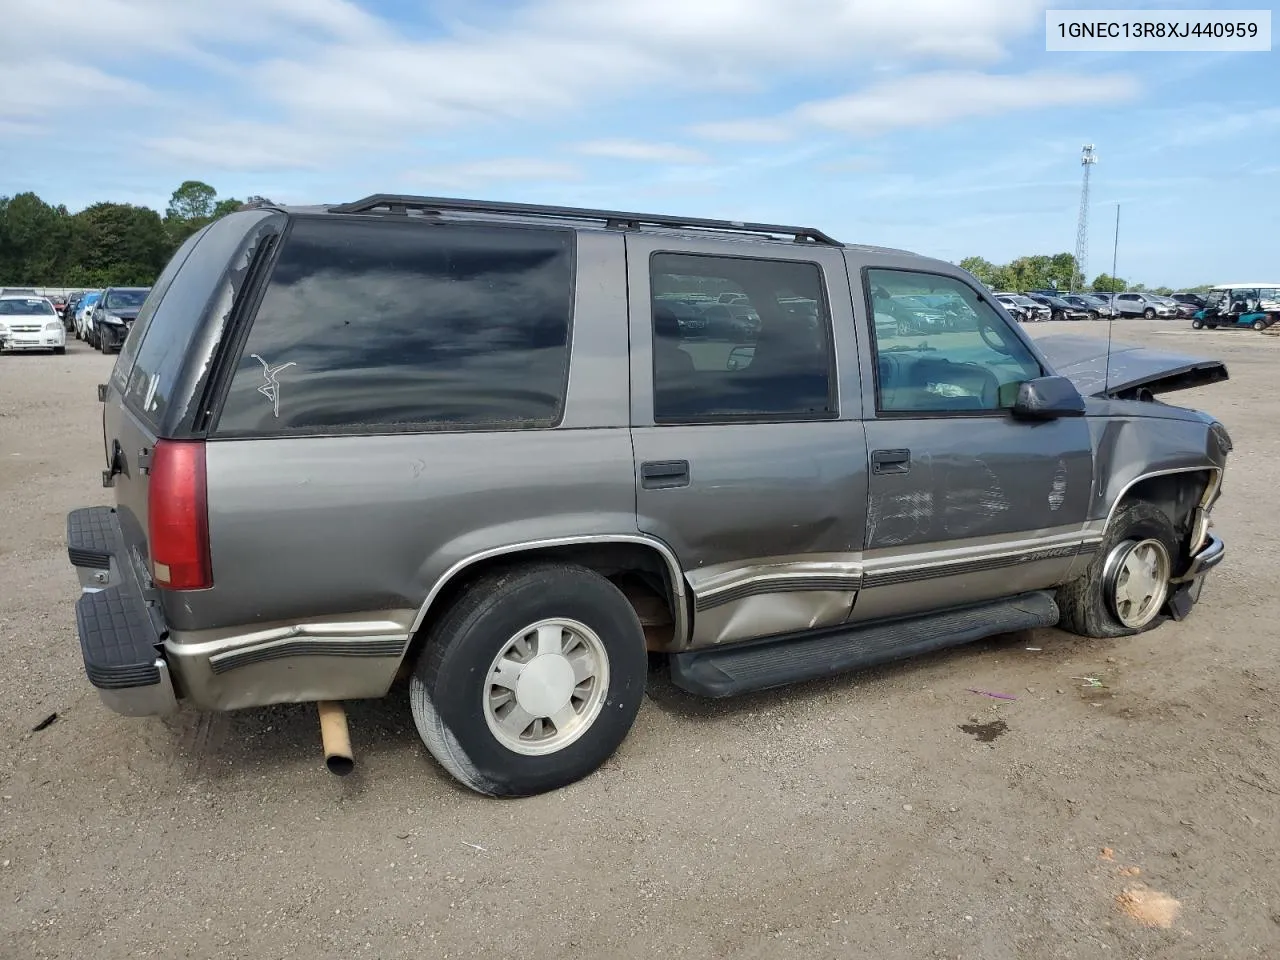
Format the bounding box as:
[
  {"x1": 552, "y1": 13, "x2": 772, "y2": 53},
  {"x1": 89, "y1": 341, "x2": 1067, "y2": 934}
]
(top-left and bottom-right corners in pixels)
[{"x1": 67, "y1": 195, "x2": 1231, "y2": 796}]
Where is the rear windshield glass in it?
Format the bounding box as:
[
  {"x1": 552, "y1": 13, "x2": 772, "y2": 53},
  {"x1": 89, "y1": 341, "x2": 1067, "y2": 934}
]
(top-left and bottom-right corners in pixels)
[
  {"x1": 105, "y1": 289, "x2": 150, "y2": 310},
  {"x1": 0, "y1": 299, "x2": 55, "y2": 315},
  {"x1": 213, "y1": 216, "x2": 574, "y2": 435}
]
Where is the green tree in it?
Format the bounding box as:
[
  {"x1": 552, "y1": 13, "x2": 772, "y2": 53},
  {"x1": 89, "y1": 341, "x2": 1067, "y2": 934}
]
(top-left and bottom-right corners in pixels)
[
  {"x1": 1090, "y1": 273, "x2": 1126, "y2": 293},
  {"x1": 166, "y1": 180, "x2": 217, "y2": 222},
  {"x1": 69, "y1": 203, "x2": 171, "y2": 286},
  {"x1": 0, "y1": 192, "x2": 73, "y2": 284},
  {"x1": 959, "y1": 256, "x2": 1000, "y2": 288}
]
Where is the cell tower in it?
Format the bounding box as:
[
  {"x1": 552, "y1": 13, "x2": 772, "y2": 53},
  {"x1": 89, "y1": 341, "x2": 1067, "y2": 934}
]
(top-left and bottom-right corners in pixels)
[{"x1": 1074, "y1": 144, "x2": 1097, "y2": 291}]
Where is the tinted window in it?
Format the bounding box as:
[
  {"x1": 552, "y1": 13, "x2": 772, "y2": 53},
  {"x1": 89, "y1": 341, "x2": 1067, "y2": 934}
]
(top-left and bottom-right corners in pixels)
[
  {"x1": 648, "y1": 253, "x2": 834, "y2": 423},
  {"x1": 214, "y1": 217, "x2": 574, "y2": 434},
  {"x1": 117, "y1": 226, "x2": 209, "y2": 403},
  {"x1": 867, "y1": 269, "x2": 1041, "y2": 413}
]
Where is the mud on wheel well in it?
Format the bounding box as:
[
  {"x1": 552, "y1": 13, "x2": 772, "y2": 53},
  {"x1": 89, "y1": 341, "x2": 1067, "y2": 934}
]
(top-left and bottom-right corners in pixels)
[
  {"x1": 1117, "y1": 471, "x2": 1214, "y2": 563},
  {"x1": 402, "y1": 543, "x2": 685, "y2": 671}
]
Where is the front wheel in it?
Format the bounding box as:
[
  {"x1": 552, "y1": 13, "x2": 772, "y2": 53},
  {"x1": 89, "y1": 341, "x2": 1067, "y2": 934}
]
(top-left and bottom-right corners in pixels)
[
  {"x1": 1058, "y1": 502, "x2": 1181, "y2": 639},
  {"x1": 1143, "y1": 308, "x2": 1156, "y2": 319},
  {"x1": 1191, "y1": 318, "x2": 1204, "y2": 329},
  {"x1": 409, "y1": 562, "x2": 647, "y2": 796}
]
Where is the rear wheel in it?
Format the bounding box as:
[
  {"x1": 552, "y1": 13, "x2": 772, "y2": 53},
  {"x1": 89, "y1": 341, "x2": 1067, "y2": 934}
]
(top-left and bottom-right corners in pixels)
[
  {"x1": 409, "y1": 562, "x2": 647, "y2": 796},
  {"x1": 1058, "y1": 501, "x2": 1180, "y2": 639},
  {"x1": 1254, "y1": 318, "x2": 1267, "y2": 331}
]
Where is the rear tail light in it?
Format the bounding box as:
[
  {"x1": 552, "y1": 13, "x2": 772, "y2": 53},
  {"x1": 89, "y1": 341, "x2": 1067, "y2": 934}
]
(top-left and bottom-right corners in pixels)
[{"x1": 147, "y1": 439, "x2": 212, "y2": 590}]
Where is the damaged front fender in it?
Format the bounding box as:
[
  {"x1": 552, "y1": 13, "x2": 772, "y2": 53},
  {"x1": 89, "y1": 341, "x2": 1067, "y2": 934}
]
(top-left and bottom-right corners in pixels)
[{"x1": 1034, "y1": 334, "x2": 1229, "y2": 400}]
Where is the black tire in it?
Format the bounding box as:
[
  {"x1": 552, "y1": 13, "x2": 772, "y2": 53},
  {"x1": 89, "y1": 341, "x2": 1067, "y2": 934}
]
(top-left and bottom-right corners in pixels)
[
  {"x1": 53, "y1": 346, "x2": 65, "y2": 355},
  {"x1": 1058, "y1": 501, "x2": 1180, "y2": 640},
  {"x1": 1052, "y1": 310, "x2": 1064, "y2": 322},
  {"x1": 1089, "y1": 311, "x2": 1099, "y2": 320},
  {"x1": 1143, "y1": 308, "x2": 1156, "y2": 319},
  {"x1": 409, "y1": 562, "x2": 647, "y2": 797},
  {"x1": 1254, "y1": 319, "x2": 1266, "y2": 331},
  {"x1": 1191, "y1": 319, "x2": 1203, "y2": 330}
]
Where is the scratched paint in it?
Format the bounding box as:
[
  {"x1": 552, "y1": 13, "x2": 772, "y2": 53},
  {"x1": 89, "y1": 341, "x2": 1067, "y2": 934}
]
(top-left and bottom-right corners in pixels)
[
  {"x1": 942, "y1": 460, "x2": 1009, "y2": 538},
  {"x1": 867, "y1": 490, "x2": 935, "y2": 548},
  {"x1": 1048, "y1": 459, "x2": 1069, "y2": 511}
]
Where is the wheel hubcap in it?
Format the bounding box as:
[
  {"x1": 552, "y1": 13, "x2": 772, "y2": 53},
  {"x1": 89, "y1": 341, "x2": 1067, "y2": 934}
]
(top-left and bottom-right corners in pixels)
[
  {"x1": 1106, "y1": 538, "x2": 1172, "y2": 628},
  {"x1": 482, "y1": 618, "x2": 609, "y2": 756}
]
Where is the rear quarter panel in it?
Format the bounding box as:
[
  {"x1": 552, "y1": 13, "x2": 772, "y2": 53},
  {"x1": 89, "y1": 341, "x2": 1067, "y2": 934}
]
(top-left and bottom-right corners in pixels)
[{"x1": 176, "y1": 230, "x2": 636, "y2": 635}]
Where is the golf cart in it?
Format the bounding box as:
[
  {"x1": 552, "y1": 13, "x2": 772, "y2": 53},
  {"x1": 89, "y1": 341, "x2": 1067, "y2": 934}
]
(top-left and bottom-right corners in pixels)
[{"x1": 1191, "y1": 284, "x2": 1280, "y2": 331}]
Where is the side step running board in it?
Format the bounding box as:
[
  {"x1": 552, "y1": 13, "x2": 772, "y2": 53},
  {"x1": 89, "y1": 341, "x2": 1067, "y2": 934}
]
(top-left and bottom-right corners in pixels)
[{"x1": 669, "y1": 591, "x2": 1060, "y2": 698}]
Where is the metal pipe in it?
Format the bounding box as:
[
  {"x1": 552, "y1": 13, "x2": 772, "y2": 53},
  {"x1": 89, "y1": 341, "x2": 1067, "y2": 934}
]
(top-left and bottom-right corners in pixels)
[{"x1": 317, "y1": 700, "x2": 354, "y2": 776}]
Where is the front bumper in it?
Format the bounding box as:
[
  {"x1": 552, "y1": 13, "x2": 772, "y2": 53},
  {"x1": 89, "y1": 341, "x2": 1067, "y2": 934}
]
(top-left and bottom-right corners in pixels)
[
  {"x1": 66, "y1": 507, "x2": 178, "y2": 717},
  {"x1": 0, "y1": 332, "x2": 64, "y2": 350},
  {"x1": 1167, "y1": 533, "x2": 1225, "y2": 621}
]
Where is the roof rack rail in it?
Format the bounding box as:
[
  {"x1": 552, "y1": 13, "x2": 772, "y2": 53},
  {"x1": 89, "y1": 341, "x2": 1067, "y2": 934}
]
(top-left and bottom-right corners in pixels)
[{"x1": 327, "y1": 194, "x2": 841, "y2": 246}]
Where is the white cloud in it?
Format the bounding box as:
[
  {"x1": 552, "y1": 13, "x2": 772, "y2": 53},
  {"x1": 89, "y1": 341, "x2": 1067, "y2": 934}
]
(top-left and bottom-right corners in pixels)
[
  {"x1": 688, "y1": 119, "x2": 795, "y2": 143},
  {"x1": 571, "y1": 139, "x2": 709, "y2": 163},
  {"x1": 406, "y1": 158, "x2": 583, "y2": 190},
  {"x1": 694, "y1": 70, "x2": 1140, "y2": 142},
  {"x1": 0, "y1": 63, "x2": 152, "y2": 120},
  {"x1": 796, "y1": 71, "x2": 1141, "y2": 135},
  {"x1": 144, "y1": 121, "x2": 344, "y2": 171}
]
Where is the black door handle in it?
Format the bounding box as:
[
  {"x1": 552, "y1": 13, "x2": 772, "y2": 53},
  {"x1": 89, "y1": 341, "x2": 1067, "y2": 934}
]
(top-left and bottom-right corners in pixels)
[
  {"x1": 641, "y1": 460, "x2": 690, "y2": 490},
  {"x1": 871, "y1": 448, "x2": 911, "y2": 475}
]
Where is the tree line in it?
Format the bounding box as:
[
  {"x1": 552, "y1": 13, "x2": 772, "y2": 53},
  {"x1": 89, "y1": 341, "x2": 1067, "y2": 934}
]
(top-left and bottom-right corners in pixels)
[
  {"x1": 2, "y1": 186, "x2": 1210, "y2": 296},
  {"x1": 958, "y1": 253, "x2": 1209, "y2": 296},
  {"x1": 0, "y1": 181, "x2": 267, "y2": 288}
]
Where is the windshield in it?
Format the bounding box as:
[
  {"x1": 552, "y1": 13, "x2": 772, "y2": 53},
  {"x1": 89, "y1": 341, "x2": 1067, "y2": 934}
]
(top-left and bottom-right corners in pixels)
[
  {"x1": 104, "y1": 289, "x2": 149, "y2": 310},
  {"x1": 0, "y1": 298, "x2": 55, "y2": 316}
]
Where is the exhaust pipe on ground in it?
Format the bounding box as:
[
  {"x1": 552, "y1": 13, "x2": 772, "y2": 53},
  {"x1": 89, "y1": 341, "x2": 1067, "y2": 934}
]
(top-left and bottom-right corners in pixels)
[{"x1": 317, "y1": 700, "x2": 354, "y2": 776}]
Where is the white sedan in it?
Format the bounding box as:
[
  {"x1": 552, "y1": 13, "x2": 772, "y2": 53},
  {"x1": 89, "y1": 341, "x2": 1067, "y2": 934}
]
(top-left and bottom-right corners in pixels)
[{"x1": 0, "y1": 296, "x2": 67, "y2": 354}]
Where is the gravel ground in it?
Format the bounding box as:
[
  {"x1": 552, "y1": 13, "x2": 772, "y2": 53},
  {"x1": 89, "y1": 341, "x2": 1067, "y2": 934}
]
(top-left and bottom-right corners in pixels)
[{"x1": 1, "y1": 322, "x2": 1278, "y2": 960}]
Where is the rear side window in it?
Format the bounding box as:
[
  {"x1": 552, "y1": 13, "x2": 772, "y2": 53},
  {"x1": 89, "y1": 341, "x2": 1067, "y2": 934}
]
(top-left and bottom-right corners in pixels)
[
  {"x1": 213, "y1": 217, "x2": 574, "y2": 435},
  {"x1": 116, "y1": 226, "x2": 212, "y2": 406}
]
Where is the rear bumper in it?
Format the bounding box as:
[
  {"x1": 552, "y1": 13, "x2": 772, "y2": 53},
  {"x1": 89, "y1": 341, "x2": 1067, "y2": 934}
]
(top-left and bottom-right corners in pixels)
[{"x1": 66, "y1": 507, "x2": 178, "y2": 717}]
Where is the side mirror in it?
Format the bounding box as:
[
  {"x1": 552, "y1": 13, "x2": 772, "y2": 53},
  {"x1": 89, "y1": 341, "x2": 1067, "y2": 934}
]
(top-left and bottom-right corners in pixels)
[
  {"x1": 726, "y1": 345, "x2": 754, "y2": 371},
  {"x1": 1012, "y1": 376, "x2": 1085, "y2": 420}
]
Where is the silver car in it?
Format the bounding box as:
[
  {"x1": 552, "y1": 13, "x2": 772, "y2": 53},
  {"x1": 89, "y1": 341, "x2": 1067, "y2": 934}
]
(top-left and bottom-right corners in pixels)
[
  {"x1": 1112, "y1": 292, "x2": 1177, "y2": 319},
  {"x1": 66, "y1": 195, "x2": 1231, "y2": 796}
]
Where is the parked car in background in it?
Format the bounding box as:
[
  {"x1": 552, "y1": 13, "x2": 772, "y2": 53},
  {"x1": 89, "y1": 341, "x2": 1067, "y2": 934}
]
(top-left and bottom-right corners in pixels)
[
  {"x1": 64, "y1": 193, "x2": 1232, "y2": 798},
  {"x1": 60, "y1": 291, "x2": 85, "y2": 329},
  {"x1": 91, "y1": 286, "x2": 152, "y2": 353},
  {"x1": 0, "y1": 287, "x2": 39, "y2": 297},
  {"x1": 1060, "y1": 294, "x2": 1113, "y2": 319},
  {"x1": 1173, "y1": 293, "x2": 1207, "y2": 311},
  {"x1": 994, "y1": 294, "x2": 1029, "y2": 322},
  {"x1": 74, "y1": 291, "x2": 101, "y2": 342},
  {"x1": 1112, "y1": 292, "x2": 1177, "y2": 320},
  {"x1": 1024, "y1": 293, "x2": 1090, "y2": 321},
  {"x1": 997, "y1": 293, "x2": 1050, "y2": 321},
  {"x1": 0, "y1": 295, "x2": 66, "y2": 354},
  {"x1": 1191, "y1": 284, "x2": 1280, "y2": 331}
]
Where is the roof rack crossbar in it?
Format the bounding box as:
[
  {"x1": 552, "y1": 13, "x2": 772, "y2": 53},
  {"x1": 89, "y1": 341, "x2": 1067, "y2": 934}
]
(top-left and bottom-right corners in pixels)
[{"x1": 327, "y1": 194, "x2": 841, "y2": 246}]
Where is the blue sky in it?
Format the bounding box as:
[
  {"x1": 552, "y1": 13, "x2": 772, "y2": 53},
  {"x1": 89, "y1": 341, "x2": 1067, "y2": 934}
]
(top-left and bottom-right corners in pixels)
[{"x1": 2, "y1": 0, "x2": 1276, "y2": 287}]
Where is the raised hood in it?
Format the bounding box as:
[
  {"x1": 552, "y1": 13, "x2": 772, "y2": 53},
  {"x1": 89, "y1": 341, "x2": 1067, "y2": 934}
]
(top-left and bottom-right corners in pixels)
[{"x1": 1035, "y1": 334, "x2": 1229, "y2": 399}]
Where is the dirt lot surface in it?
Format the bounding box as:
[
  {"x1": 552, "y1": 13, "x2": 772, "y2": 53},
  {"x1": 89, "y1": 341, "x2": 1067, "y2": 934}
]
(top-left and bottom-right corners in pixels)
[{"x1": 2, "y1": 322, "x2": 1278, "y2": 960}]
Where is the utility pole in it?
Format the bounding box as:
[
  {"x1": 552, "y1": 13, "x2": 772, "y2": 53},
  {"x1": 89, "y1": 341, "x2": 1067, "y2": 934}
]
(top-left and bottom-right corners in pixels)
[{"x1": 1074, "y1": 145, "x2": 1097, "y2": 292}]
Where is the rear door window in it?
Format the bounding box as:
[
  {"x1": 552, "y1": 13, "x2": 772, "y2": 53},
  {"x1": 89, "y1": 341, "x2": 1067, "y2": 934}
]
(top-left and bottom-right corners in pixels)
[{"x1": 212, "y1": 216, "x2": 575, "y2": 435}]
